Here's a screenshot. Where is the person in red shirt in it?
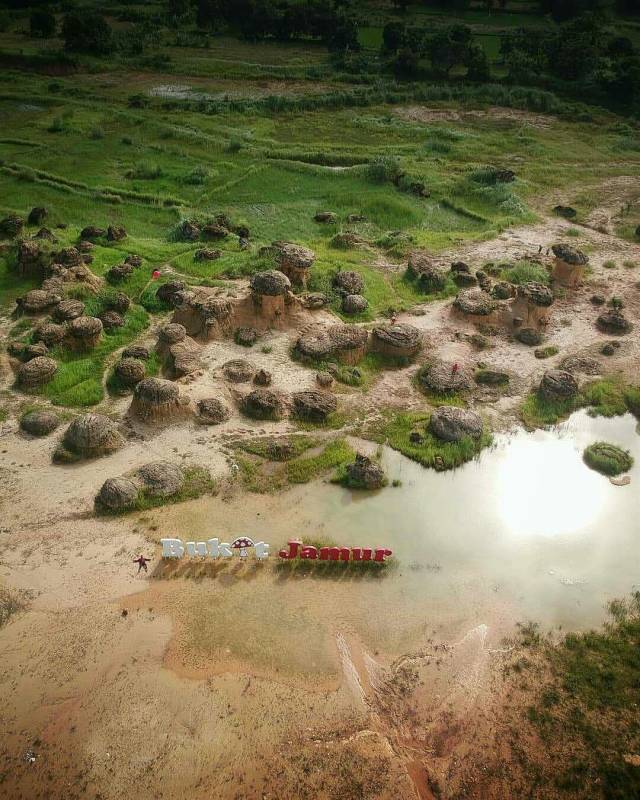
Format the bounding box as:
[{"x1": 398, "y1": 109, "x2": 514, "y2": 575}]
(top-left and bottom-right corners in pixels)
[
  {"x1": 133, "y1": 554, "x2": 151, "y2": 573},
  {"x1": 452, "y1": 363, "x2": 459, "y2": 376}
]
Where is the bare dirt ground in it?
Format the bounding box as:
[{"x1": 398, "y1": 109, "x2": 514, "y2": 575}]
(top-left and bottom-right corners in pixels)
[{"x1": 1, "y1": 206, "x2": 639, "y2": 798}]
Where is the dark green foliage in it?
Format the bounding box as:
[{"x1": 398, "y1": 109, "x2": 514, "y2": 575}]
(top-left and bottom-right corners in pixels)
[
  {"x1": 583, "y1": 441, "x2": 633, "y2": 476},
  {"x1": 62, "y1": 12, "x2": 115, "y2": 55}
]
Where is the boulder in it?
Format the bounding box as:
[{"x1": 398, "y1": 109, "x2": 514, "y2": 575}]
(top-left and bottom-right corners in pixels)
[
  {"x1": 250, "y1": 270, "x2": 291, "y2": 296},
  {"x1": 168, "y1": 338, "x2": 201, "y2": 378},
  {"x1": 303, "y1": 292, "x2": 328, "y2": 309},
  {"x1": 20, "y1": 410, "x2": 59, "y2": 436},
  {"x1": 99, "y1": 310, "x2": 125, "y2": 331},
  {"x1": 316, "y1": 371, "x2": 334, "y2": 388},
  {"x1": 517, "y1": 282, "x2": 553, "y2": 307},
  {"x1": 241, "y1": 389, "x2": 285, "y2": 421},
  {"x1": 179, "y1": 220, "x2": 200, "y2": 241},
  {"x1": 551, "y1": 244, "x2": 588, "y2": 265},
  {"x1": 223, "y1": 359, "x2": 254, "y2": 383},
  {"x1": 137, "y1": 462, "x2": 184, "y2": 497},
  {"x1": 476, "y1": 270, "x2": 491, "y2": 291},
  {"x1": 475, "y1": 369, "x2": 509, "y2": 385},
  {"x1": 23, "y1": 342, "x2": 48, "y2": 361},
  {"x1": 429, "y1": 406, "x2": 483, "y2": 443},
  {"x1": 515, "y1": 327, "x2": 543, "y2": 346},
  {"x1": 328, "y1": 324, "x2": 368, "y2": 365},
  {"x1": 56, "y1": 246, "x2": 83, "y2": 267},
  {"x1": 492, "y1": 281, "x2": 515, "y2": 300},
  {"x1": 235, "y1": 327, "x2": 258, "y2": 347},
  {"x1": 80, "y1": 225, "x2": 105, "y2": 240},
  {"x1": 330, "y1": 232, "x2": 366, "y2": 249},
  {"x1": 60, "y1": 414, "x2": 124, "y2": 459},
  {"x1": 596, "y1": 310, "x2": 632, "y2": 334},
  {"x1": 344, "y1": 454, "x2": 386, "y2": 490},
  {"x1": 419, "y1": 361, "x2": 472, "y2": 394},
  {"x1": 107, "y1": 224, "x2": 127, "y2": 242},
  {"x1": 131, "y1": 377, "x2": 191, "y2": 423},
  {"x1": 314, "y1": 211, "x2": 337, "y2": 223},
  {"x1": 371, "y1": 323, "x2": 422, "y2": 359},
  {"x1": 540, "y1": 369, "x2": 579, "y2": 400},
  {"x1": 202, "y1": 223, "x2": 228, "y2": 240},
  {"x1": 333, "y1": 270, "x2": 364, "y2": 296},
  {"x1": 33, "y1": 321, "x2": 66, "y2": 347},
  {"x1": 115, "y1": 358, "x2": 146, "y2": 387},
  {"x1": 124, "y1": 254, "x2": 142, "y2": 268},
  {"x1": 106, "y1": 264, "x2": 134, "y2": 284},
  {"x1": 17, "y1": 239, "x2": 49, "y2": 278},
  {"x1": 106, "y1": 292, "x2": 131, "y2": 314},
  {"x1": 33, "y1": 227, "x2": 56, "y2": 242},
  {"x1": 159, "y1": 323, "x2": 187, "y2": 346},
  {"x1": 253, "y1": 368, "x2": 272, "y2": 386},
  {"x1": 591, "y1": 294, "x2": 606, "y2": 306},
  {"x1": 194, "y1": 248, "x2": 221, "y2": 262},
  {"x1": 96, "y1": 477, "x2": 139, "y2": 511},
  {"x1": 601, "y1": 341, "x2": 620, "y2": 356},
  {"x1": 454, "y1": 288, "x2": 496, "y2": 317},
  {"x1": 341, "y1": 294, "x2": 368, "y2": 314},
  {"x1": 27, "y1": 207, "x2": 48, "y2": 226},
  {"x1": 553, "y1": 205, "x2": 577, "y2": 219},
  {"x1": 197, "y1": 398, "x2": 230, "y2": 425},
  {"x1": 53, "y1": 299, "x2": 85, "y2": 322},
  {"x1": 171, "y1": 290, "x2": 234, "y2": 339},
  {"x1": 292, "y1": 390, "x2": 337, "y2": 422},
  {"x1": 265, "y1": 241, "x2": 315, "y2": 286},
  {"x1": 17, "y1": 356, "x2": 57, "y2": 387}
]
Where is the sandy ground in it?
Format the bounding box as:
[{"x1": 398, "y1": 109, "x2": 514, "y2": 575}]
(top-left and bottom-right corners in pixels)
[{"x1": 1, "y1": 207, "x2": 639, "y2": 799}]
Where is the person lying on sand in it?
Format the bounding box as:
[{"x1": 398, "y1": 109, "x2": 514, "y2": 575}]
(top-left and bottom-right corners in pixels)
[{"x1": 133, "y1": 554, "x2": 151, "y2": 573}]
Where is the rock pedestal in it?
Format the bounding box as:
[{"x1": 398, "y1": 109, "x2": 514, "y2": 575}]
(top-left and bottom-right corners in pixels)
[{"x1": 551, "y1": 244, "x2": 588, "y2": 288}]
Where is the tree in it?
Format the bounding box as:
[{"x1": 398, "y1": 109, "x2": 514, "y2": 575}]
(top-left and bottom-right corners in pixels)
[
  {"x1": 30, "y1": 9, "x2": 56, "y2": 38},
  {"x1": 428, "y1": 24, "x2": 473, "y2": 77},
  {"x1": 382, "y1": 22, "x2": 405, "y2": 53},
  {"x1": 393, "y1": 46, "x2": 420, "y2": 77},
  {"x1": 466, "y1": 45, "x2": 490, "y2": 80},
  {"x1": 61, "y1": 12, "x2": 114, "y2": 54},
  {"x1": 168, "y1": 0, "x2": 192, "y2": 22}
]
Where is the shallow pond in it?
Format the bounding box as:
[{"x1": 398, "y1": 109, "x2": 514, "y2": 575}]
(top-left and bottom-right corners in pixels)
[{"x1": 156, "y1": 410, "x2": 640, "y2": 674}]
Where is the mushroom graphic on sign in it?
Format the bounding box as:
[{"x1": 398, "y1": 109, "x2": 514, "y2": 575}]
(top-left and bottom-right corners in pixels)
[{"x1": 232, "y1": 536, "x2": 254, "y2": 558}]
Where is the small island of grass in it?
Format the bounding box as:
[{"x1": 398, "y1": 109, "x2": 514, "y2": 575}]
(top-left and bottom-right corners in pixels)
[{"x1": 583, "y1": 441, "x2": 633, "y2": 477}]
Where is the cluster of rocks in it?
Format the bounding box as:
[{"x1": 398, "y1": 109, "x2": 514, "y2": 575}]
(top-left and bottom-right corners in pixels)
[
  {"x1": 332, "y1": 270, "x2": 368, "y2": 315},
  {"x1": 79, "y1": 224, "x2": 127, "y2": 242},
  {"x1": 157, "y1": 323, "x2": 201, "y2": 378},
  {"x1": 106, "y1": 253, "x2": 144, "y2": 284},
  {"x1": 260, "y1": 241, "x2": 315, "y2": 287},
  {"x1": 419, "y1": 361, "x2": 473, "y2": 395},
  {"x1": 170, "y1": 287, "x2": 234, "y2": 340},
  {"x1": 343, "y1": 454, "x2": 387, "y2": 490},
  {"x1": 406, "y1": 251, "x2": 447, "y2": 294},
  {"x1": 429, "y1": 406, "x2": 483, "y2": 442},
  {"x1": 296, "y1": 323, "x2": 369, "y2": 366},
  {"x1": 95, "y1": 461, "x2": 188, "y2": 512},
  {"x1": 130, "y1": 377, "x2": 192, "y2": 423}
]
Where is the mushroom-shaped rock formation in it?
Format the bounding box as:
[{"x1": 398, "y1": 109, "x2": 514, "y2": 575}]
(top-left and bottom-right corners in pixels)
[
  {"x1": 292, "y1": 390, "x2": 337, "y2": 422},
  {"x1": 159, "y1": 323, "x2": 187, "y2": 346},
  {"x1": 333, "y1": 270, "x2": 364, "y2": 296},
  {"x1": 131, "y1": 377, "x2": 191, "y2": 423},
  {"x1": 241, "y1": 389, "x2": 285, "y2": 421},
  {"x1": 27, "y1": 206, "x2": 48, "y2": 226},
  {"x1": 202, "y1": 223, "x2": 228, "y2": 241},
  {"x1": 0, "y1": 213, "x2": 24, "y2": 238},
  {"x1": 156, "y1": 280, "x2": 186, "y2": 307},
  {"x1": 171, "y1": 290, "x2": 234, "y2": 340},
  {"x1": 19, "y1": 289, "x2": 61, "y2": 314},
  {"x1": 17, "y1": 356, "x2": 58, "y2": 388},
  {"x1": 419, "y1": 361, "x2": 472, "y2": 394},
  {"x1": 107, "y1": 224, "x2": 127, "y2": 242},
  {"x1": 407, "y1": 253, "x2": 447, "y2": 293},
  {"x1": 35, "y1": 227, "x2": 56, "y2": 242},
  {"x1": 553, "y1": 205, "x2": 577, "y2": 219},
  {"x1": 20, "y1": 410, "x2": 60, "y2": 437},
  {"x1": 512, "y1": 282, "x2": 554, "y2": 327},
  {"x1": 59, "y1": 414, "x2": 124, "y2": 460},
  {"x1": 303, "y1": 292, "x2": 328, "y2": 310},
  {"x1": 78, "y1": 240, "x2": 94, "y2": 254},
  {"x1": 124, "y1": 254, "x2": 142, "y2": 268},
  {"x1": 115, "y1": 358, "x2": 146, "y2": 387},
  {"x1": 122, "y1": 345, "x2": 149, "y2": 360},
  {"x1": 596, "y1": 310, "x2": 632, "y2": 334},
  {"x1": 429, "y1": 406, "x2": 483, "y2": 443},
  {"x1": 235, "y1": 327, "x2": 258, "y2": 347},
  {"x1": 330, "y1": 232, "x2": 366, "y2": 250},
  {"x1": 515, "y1": 327, "x2": 543, "y2": 346},
  {"x1": 296, "y1": 328, "x2": 334, "y2": 361},
  {"x1": 99, "y1": 310, "x2": 125, "y2": 331},
  {"x1": 96, "y1": 477, "x2": 139, "y2": 512},
  {"x1": 453, "y1": 288, "x2": 496, "y2": 318},
  {"x1": 53, "y1": 298, "x2": 85, "y2": 322},
  {"x1": 344, "y1": 454, "x2": 387, "y2": 490},
  {"x1": 253, "y1": 368, "x2": 272, "y2": 386},
  {"x1": 56, "y1": 246, "x2": 83, "y2": 267},
  {"x1": 314, "y1": 211, "x2": 337, "y2": 224},
  {"x1": 265, "y1": 241, "x2": 315, "y2": 287},
  {"x1": 371, "y1": 323, "x2": 422, "y2": 359},
  {"x1": 329, "y1": 324, "x2": 369, "y2": 365},
  {"x1": 316, "y1": 371, "x2": 334, "y2": 388},
  {"x1": 168, "y1": 337, "x2": 201, "y2": 378},
  {"x1": 137, "y1": 461, "x2": 184, "y2": 497},
  {"x1": 250, "y1": 269, "x2": 291, "y2": 296},
  {"x1": 33, "y1": 321, "x2": 66, "y2": 347},
  {"x1": 106, "y1": 292, "x2": 131, "y2": 314},
  {"x1": 106, "y1": 264, "x2": 134, "y2": 284},
  {"x1": 560, "y1": 356, "x2": 602, "y2": 375},
  {"x1": 197, "y1": 398, "x2": 230, "y2": 425},
  {"x1": 223, "y1": 359, "x2": 254, "y2": 383},
  {"x1": 476, "y1": 270, "x2": 491, "y2": 291},
  {"x1": 451, "y1": 261, "x2": 477, "y2": 287},
  {"x1": 341, "y1": 294, "x2": 368, "y2": 315},
  {"x1": 68, "y1": 316, "x2": 103, "y2": 349},
  {"x1": 551, "y1": 244, "x2": 589, "y2": 288},
  {"x1": 80, "y1": 225, "x2": 105, "y2": 240},
  {"x1": 540, "y1": 369, "x2": 579, "y2": 400},
  {"x1": 23, "y1": 343, "x2": 49, "y2": 361}
]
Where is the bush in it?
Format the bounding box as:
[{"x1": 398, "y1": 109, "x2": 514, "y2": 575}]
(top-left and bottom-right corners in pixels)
[
  {"x1": 366, "y1": 155, "x2": 402, "y2": 184},
  {"x1": 30, "y1": 10, "x2": 56, "y2": 39},
  {"x1": 126, "y1": 161, "x2": 163, "y2": 180},
  {"x1": 583, "y1": 442, "x2": 633, "y2": 476},
  {"x1": 62, "y1": 12, "x2": 114, "y2": 55},
  {"x1": 502, "y1": 261, "x2": 550, "y2": 285}
]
